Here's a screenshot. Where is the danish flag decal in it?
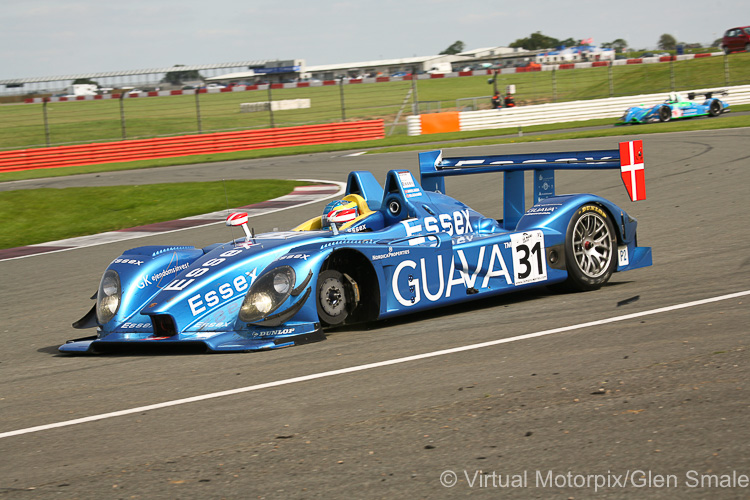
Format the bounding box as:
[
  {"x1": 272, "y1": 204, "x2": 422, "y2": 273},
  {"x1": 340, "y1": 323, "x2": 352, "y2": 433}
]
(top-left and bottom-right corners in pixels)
[{"x1": 619, "y1": 140, "x2": 646, "y2": 201}]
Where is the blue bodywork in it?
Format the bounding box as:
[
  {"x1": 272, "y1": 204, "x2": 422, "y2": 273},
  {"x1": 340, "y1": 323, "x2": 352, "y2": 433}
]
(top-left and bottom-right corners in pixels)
[
  {"x1": 61, "y1": 142, "x2": 652, "y2": 354},
  {"x1": 617, "y1": 91, "x2": 729, "y2": 125}
]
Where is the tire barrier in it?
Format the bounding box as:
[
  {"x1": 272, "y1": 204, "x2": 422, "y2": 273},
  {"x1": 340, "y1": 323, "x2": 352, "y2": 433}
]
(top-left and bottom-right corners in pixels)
[{"x1": 0, "y1": 120, "x2": 384, "y2": 172}]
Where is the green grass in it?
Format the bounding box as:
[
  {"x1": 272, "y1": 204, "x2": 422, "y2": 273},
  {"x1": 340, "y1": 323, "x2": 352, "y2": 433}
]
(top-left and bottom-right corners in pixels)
[
  {"x1": 0, "y1": 180, "x2": 306, "y2": 249},
  {"x1": 2, "y1": 52, "x2": 749, "y2": 149}
]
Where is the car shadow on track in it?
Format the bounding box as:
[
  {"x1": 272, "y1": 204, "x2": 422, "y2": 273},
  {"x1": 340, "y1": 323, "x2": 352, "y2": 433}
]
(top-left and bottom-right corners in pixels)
[
  {"x1": 326, "y1": 280, "x2": 635, "y2": 337},
  {"x1": 39, "y1": 281, "x2": 635, "y2": 356}
]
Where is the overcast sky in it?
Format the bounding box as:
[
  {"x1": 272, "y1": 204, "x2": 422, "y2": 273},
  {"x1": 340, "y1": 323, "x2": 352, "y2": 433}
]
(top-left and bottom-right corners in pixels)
[{"x1": 2, "y1": 0, "x2": 745, "y2": 79}]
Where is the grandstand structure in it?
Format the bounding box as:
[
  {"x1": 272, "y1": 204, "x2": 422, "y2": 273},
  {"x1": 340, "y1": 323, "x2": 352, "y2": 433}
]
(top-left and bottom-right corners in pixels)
[{"x1": 0, "y1": 46, "x2": 537, "y2": 98}]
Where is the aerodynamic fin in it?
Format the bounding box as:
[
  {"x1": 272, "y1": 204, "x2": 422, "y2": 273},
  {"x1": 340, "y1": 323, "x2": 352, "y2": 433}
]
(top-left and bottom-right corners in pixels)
[{"x1": 619, "y1": 140, "x2": 646, "y2": 202}]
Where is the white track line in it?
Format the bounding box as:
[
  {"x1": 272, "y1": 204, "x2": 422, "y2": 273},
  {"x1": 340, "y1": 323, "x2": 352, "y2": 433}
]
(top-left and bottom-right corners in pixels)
[{"x1": 2, "y1": 289, "x2": 748, "y2": 440}]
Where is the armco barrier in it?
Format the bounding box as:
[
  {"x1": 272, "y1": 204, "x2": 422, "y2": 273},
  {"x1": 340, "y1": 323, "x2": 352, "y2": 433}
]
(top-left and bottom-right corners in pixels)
[
  {"x1": 407, "y1": 85, "x2": 750, "y2": 135},
  {"x1": 0, "y1": 120, "x2": 384, "y2": 172}
]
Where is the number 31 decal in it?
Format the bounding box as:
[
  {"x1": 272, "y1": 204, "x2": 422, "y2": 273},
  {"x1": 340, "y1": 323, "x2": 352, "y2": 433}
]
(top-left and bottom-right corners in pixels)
[{"x1": 510, "y1": 230, "x2": 548, "y2": 286}]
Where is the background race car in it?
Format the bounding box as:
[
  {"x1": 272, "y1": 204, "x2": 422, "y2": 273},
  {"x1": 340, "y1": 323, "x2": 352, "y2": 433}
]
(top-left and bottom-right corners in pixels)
[
  {"x1": 617, "y1": 91, "x2": 730, "y2": 125},
  {"x1": 62, "y1": 141, "x2": 652, "y2": 354}
]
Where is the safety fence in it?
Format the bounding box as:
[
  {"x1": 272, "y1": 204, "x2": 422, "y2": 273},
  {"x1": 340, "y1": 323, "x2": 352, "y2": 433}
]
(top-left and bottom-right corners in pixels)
[
  {"x1": 407, "y1": 85, "x2": 750, "y2": 135},
  {"x1": 0, "y1": 120, "x2": 384, "y2": 172},
  {"x1": 2, "y1": 52, "x2": 749, "y2": 150}
]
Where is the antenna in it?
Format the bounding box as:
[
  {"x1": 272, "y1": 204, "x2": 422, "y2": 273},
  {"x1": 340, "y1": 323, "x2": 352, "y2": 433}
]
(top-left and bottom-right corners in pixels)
[{"x1": 223, "y1": 179, "x2": 237, "y2": 243}]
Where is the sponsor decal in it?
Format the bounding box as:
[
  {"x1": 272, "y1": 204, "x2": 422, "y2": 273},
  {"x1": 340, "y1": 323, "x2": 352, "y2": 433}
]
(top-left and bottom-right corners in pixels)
[
  {"x1": 392, "y1": 244, "x2": 512, "y2": 306},
  {"x1": 320, "y1": 239, "x2": 375, "y2": 249},
  {"x1": 163, "y1": 249, "x2": 243, "y2": 292},
  {"x1": 400, "y1": 209, "x2": 474, "y2": 246},
  {"x1": 251, "y1": 327, "x2": 296, "y2": 337},
  {"x1": 442, "y1": 155, "x2": 614, "y2": 169},
  {"x1": 580, "y1": 205, "x2": 607, "y2": 218},
  {"x1": 137, "y1": 262, "x2": 193, "y2": 290},
  {"x1": 372, "y1": 248, "x2": 411, "y2": 261},
  {"x1": 278, "y1": 253, "x2": 310, "y2": 261},
  {"x1": 194, "y1": 321, "x2": 231, "y2": 330},
  {"x1": 391, "y1": 232, "x2": 548, "y2": 306},
  {"x1": 346, "y1": 224, "x2": 368, "y2": 233},
  {"x1": 113, "y1": 258, "x2": 144, "y2": 266},
  {"x1": 151, "y1": 263, "x2": 191, "y2": 282},
  {"x1": 404, "y1": 187, "x2": 423, "y2": 199},
  {"x1": 397, "y1": 171, "x2": 416, "y2": 188},
  {"x1": 525, "y1": 204, "x2": 561, "y2": 216},
  {"x1": 120, "y1": 322, "x2": 151, "y2": 329},
  {"x1": 188, "y1": 271, "x2": 255, "y2": 316}
]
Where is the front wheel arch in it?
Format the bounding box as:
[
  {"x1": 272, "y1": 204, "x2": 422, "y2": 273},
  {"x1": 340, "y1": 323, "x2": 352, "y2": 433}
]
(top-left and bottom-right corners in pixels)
[{"x1": 318, "y1": 249, "x2": 380, "y2": 326}]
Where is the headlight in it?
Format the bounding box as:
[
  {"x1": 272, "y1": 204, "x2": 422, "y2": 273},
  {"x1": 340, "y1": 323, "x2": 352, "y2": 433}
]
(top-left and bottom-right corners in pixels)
[
  {"x1": 96, "y1": 269, "x2": 121, "y2": 324},
  {"x1": 239, "y1": 266, "x2": 296, "y2": 323}
]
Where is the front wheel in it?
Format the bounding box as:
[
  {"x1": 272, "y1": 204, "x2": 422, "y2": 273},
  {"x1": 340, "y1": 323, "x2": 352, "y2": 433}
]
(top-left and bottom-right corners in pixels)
[
  {"x1": 658, "y1": 105, "x2": 671, "y2": 122},
  {"x1": 559, "y1": 204, "x2": 617, "y2": 292},
  {"x1": 708, "y1": 100, "x2": 722, "y2": 117},
  {"x1": 316, "y1": 270, "x2": 350, "y2": 326}
]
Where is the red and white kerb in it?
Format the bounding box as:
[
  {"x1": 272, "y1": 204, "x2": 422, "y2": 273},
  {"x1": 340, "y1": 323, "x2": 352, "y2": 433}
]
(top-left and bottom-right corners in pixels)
[{"x1": 619, "y1": 140, "x2": 646, "y2": 202}]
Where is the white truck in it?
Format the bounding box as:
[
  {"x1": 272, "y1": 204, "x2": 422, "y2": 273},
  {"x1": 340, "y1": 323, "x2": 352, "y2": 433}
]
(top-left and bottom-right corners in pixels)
[
  {"x1": 426, "y1": 62, "x2": 453, "y2": 74},
  {"x1": 68, "y1": 84, "x2": 99, "y2": 96}
]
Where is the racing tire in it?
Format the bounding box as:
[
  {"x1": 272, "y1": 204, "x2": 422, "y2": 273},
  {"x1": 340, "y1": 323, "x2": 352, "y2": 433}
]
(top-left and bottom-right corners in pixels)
[
  {"x1": 708, "y1": 100, "x2": 722, "y2": 117},
  {"x1": 316, "y1": 270, "x2": 350, "y2": 326},
  {"x1": 658, "y1": 106, "x2": 671, "y2": 122},
  {"x1": 722, "y1": 45, "x2": 730, "y2": 55},
  {"x1": 558, "y1": 204, "x2": 617, "y2": 292}
]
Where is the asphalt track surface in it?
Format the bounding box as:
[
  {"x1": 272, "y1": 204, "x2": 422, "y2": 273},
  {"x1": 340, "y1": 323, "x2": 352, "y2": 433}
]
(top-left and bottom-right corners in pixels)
[{"x1": 1, "y1": 129, "x2": 749, "y2": 499}]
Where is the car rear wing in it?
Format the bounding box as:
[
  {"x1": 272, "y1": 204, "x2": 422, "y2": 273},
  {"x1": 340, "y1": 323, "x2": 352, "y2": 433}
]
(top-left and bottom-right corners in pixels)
[{"x1": 419, "y1": 140, "x2": 645, "y2": 229}]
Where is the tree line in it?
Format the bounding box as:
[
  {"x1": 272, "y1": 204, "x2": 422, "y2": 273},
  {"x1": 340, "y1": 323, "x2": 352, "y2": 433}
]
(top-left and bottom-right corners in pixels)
[{"x1": 440, "y1": 32, "x2": 716, "y2": 55}]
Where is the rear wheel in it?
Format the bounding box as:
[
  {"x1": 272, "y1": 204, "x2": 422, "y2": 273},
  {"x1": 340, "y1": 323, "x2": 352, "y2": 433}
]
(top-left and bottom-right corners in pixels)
[
  {"x1": 316, "y1": 270, "x2": 350, "y2": 326},
  {"x1": 658, "y1": 106, "x2": 671, "y2": 122},
  {"x1": 559, "y1": 204, "x2": 617, "y2": 291},
  {"x1": 708, "y1": 99, "x2": 722, "y2": 117}
]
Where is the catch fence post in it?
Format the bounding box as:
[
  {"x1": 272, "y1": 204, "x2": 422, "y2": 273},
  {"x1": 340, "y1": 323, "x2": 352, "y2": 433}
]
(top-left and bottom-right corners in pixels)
[
  {"x1": 552, "y1": 69, "x2": 557, "y2": 102},
  {"x1": 339, "y1": 78, "x2": 346, "y2": 121},
  {"x1": 411, "y1": 66, "x2": 419, "y2": 115},
  {"x1": 268, "y1": 85, "x2": 275, "y2": 128},
  {"x1": 119, "y1": 92, "x2": 127, "y2": 140},
  {"x1": 42, "y1": 98, "x2": 51, "y2": 146},
  {"x1": 195, "y1": 89, "x2": 203, "y2": 134},
  {"x1": 670, "y1": 59, "x2": 675, "y2": 91},
  {"x1": 724, "y1": 55, "x2": 730, "y2": 86}
]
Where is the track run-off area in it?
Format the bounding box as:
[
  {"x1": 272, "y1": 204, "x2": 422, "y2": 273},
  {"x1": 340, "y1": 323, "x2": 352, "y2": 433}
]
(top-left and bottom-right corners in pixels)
[{"x1": 1, "y1": 128, "x2": 749, "y2": 498}]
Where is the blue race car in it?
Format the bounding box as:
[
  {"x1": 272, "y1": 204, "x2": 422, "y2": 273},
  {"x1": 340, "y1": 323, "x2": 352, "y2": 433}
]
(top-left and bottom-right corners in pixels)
[
  {"x1": 617, "y1": 91, "x2": 729, "y2": 125},
  {"x1": 62, "y1": 141, "x2": 652, "y2": 354}
]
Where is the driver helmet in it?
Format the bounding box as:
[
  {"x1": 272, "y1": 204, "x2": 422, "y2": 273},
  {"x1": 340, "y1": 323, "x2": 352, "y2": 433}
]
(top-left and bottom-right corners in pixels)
[{"x1": 321, "y1": 199, "x2": 358, "y2": 229}]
